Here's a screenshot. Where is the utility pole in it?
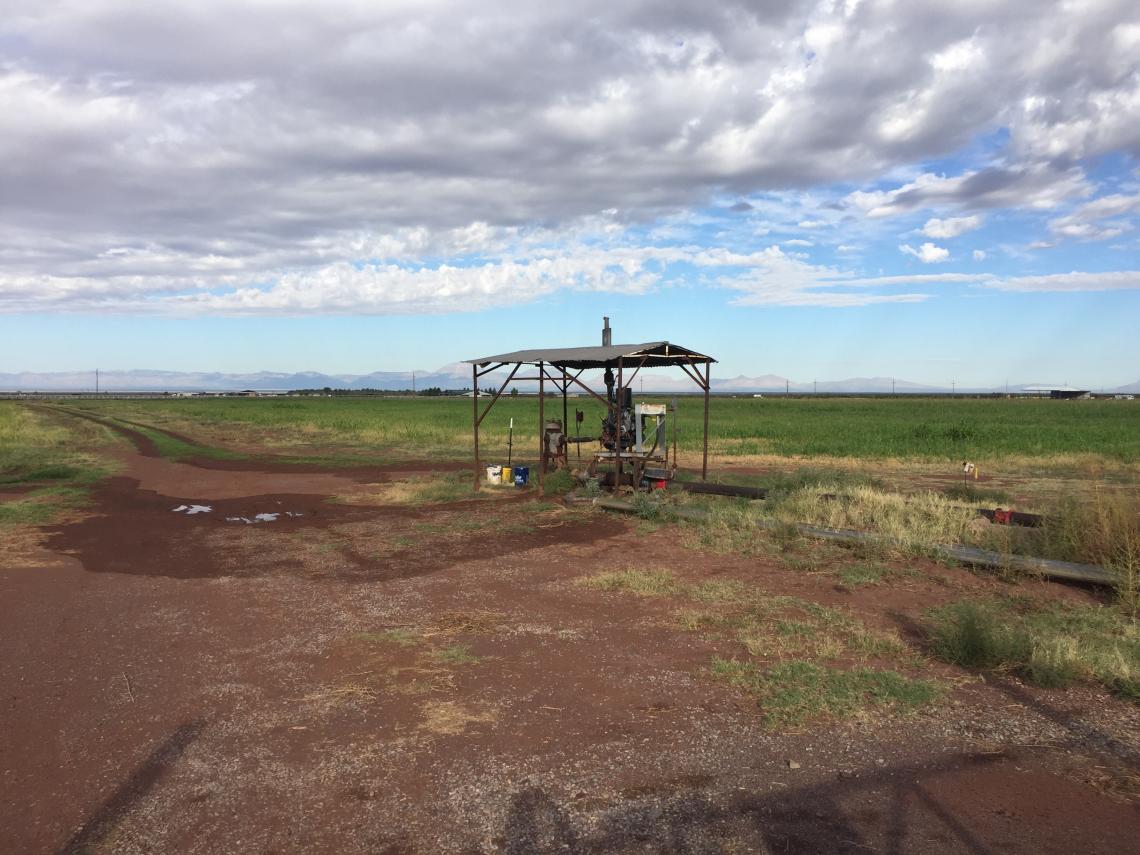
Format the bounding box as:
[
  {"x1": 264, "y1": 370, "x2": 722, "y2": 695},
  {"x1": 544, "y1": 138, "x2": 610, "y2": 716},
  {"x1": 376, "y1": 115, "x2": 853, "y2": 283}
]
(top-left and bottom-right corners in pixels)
[
  {"x1": 95, "y1": 368, "x2": 99, "y2": 396},
  {"x1": 785, "y1": 379, "x2": 789, "y2": 396},
  {"x1": 952, "y1": 380, "x2": 955, "y2": 395},
  {"x1": 892, "y1": 379, "x2": 896, "y2": 395},
  {"x1": 813, "y1": 379, "x2": 817, "y2": 395},
  {"x1": 412, "y1": 371, "x2": 416, "y2": 395}
]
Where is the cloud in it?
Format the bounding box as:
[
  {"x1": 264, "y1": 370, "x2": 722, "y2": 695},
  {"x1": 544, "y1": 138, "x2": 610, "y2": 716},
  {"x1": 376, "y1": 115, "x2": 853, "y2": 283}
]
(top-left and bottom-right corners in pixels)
[
  {"x1": 1047, "y1": 193, "x2": 1140, "y2": 241},
  {"x1": 899, "y1": 242, "x2": 950, "y2": 263},
  {"x1": 848, "y1": 166, "x2": 1091, "y2": 218},
  {"x1": 922, "y1": 215, "x2": 982, "y2": 239},
  {"x1": 981, "y1": 270, "x2": 1140, "y2": 293},
  {"x1": 0, "y1": 1, "x2": 1138, "y2": 314},
  {"x1": 973, "y1": 249, "x2": 986, "y2": 261},
  {"x1": 783, "y1": 239, "x2": 814, "y2": 247}
]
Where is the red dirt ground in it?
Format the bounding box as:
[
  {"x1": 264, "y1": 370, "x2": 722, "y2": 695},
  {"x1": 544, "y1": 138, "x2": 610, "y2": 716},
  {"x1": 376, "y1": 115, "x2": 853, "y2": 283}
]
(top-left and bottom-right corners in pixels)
[{"x1": 1, "y1": 417, "x2": 1138, "y2": 853}]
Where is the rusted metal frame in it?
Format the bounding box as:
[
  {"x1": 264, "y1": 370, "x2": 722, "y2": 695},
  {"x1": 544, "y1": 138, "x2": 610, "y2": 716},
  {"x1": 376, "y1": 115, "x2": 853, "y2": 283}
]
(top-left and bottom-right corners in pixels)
[
  {"x1": 560, "y1": 366, "x2": 569, "y2": 440},
  {"x1": 475, "y1": 361, "x2": 507, "y2": 378},
  {"x1": 681, "y1": 354, "x2": 711, "y2": 391},
  {"x1": 702, "y1": 361, "x2": 711, "y2": 480},
  {"x1": 676, "y1": 360, "x2": 704, "y2": 388},
  {"x1": 559, "y1": 369, "x2": 611, "y2": 408},
  {"x1": 622, "y1": 354, "x2": 649, "y2": 394},
  {"x1": 537, "y1": 361, "x2": 545, "y2": 494},
  {"x1": 472, "y1": 364, "x2": 480, "y2": 491},
  {"x1": 615, "y1": 357, "x2": 623, "y2": 488},
  {"x1": 476, "y1": 362, "x2": 521, "y2": 427}
]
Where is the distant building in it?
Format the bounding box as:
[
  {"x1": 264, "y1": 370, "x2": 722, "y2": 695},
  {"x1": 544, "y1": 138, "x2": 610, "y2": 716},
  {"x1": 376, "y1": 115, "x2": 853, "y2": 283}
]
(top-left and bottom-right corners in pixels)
[{"x1": 1020, "y1": 386, "x2": 1091, "y2": 400}]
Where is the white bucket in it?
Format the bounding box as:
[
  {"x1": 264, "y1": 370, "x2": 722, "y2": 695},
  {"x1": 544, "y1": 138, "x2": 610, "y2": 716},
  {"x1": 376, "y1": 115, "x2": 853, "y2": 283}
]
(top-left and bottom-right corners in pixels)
[{"x1": 486, "y1": 465, "x2": 503, "y2": 484}]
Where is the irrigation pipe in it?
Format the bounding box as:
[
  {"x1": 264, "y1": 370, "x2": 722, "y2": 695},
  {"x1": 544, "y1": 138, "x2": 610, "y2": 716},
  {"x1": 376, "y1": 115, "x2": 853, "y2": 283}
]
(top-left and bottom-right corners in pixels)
[{"x1": 579, "y1": 497, "x2": 1117, "y2": 587}]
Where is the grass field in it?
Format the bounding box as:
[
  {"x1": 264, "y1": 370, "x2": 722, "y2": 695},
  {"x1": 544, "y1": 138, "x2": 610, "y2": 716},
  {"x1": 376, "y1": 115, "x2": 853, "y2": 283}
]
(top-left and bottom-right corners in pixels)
[
  {"x1": 0, "y1": 404, "x2": 116, "y2": 528},
  {"x1": 62, "y1": 395, "x2": 1140, "y2": 465}
]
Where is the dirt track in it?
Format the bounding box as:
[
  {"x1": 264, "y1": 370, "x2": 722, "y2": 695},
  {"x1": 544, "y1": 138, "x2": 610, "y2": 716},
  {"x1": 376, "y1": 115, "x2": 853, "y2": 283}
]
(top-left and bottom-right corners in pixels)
[{"x1": 2, "y1": 417, "x2": 1138, "y2": 853}]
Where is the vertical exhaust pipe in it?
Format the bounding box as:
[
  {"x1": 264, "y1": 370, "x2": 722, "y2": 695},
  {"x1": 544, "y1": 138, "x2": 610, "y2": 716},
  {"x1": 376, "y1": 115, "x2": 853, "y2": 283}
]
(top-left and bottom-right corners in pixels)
[{"x1": 602, "y1": 316, "x2": 611, "y2": 347}]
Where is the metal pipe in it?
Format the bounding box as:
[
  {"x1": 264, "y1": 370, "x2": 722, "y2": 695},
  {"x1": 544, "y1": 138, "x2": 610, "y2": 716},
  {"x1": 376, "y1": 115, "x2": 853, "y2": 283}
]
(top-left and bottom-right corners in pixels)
[
  {"x1": 585, "y1": 499, "x2": 1117, "y2": 586},
  {"x1": 677, "y1": 481, "x2": 767, "y2": 499}
]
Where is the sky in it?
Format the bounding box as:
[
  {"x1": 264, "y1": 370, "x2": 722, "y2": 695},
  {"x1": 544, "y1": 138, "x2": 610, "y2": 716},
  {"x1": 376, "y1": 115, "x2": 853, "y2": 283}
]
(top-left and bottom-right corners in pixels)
[{"x1": 1, "y1": 0, "x2": 1139, "y2": 388}]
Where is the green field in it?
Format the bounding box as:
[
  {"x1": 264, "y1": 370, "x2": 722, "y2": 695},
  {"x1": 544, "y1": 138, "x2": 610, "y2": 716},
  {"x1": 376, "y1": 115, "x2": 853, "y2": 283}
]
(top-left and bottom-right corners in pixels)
[{"x1": 58, "y1": 395, "x2": 1140, "y2": 465}]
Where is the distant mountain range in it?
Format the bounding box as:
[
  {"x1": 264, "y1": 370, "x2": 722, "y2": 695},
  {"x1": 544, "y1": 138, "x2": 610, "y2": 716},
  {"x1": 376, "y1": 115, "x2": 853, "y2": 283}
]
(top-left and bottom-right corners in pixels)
[{"x1": 1, "y1": 367, "x2": 1136, "y2": 395}]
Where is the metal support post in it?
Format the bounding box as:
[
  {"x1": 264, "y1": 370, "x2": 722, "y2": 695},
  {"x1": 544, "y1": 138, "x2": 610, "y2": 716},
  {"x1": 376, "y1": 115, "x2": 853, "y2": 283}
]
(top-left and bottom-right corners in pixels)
[
  {"x1": 702, "y1": 361, "x2": 710, "y2": 480},
  {"x1": 472, "y1": 364, "x2": 480, "y2": 491},
  {"x1": 616, "y1": 357, "x2": 623, "y2": 490},
  {"x1": 538, "y1": 361, "x2": 545, "y2": 495}
]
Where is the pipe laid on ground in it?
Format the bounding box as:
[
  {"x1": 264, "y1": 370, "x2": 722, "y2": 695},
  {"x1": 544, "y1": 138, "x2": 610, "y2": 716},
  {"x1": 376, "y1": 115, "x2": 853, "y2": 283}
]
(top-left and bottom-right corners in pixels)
[
  {"x1": 675, "y1": 481, "x2": 768, "y2": 500},
  {"x1": 580, "y1": 497, "x2": 1117, "y2": 586}
]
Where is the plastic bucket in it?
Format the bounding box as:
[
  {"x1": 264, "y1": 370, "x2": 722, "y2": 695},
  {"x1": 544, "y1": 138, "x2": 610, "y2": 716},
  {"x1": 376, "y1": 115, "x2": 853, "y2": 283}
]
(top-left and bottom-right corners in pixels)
[
  {"x1": 512, "y1": 465, "x2": 529, "y2": 486},
  {"x1": 486, "y1": 465, "x2": 502, "y2": 484}
]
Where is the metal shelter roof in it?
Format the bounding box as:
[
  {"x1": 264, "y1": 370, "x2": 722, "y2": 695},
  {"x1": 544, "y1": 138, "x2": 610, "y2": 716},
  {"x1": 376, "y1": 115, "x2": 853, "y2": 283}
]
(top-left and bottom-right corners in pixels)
[{"x1": 465, "y1": 341, "x2": 715, "y2": 369}]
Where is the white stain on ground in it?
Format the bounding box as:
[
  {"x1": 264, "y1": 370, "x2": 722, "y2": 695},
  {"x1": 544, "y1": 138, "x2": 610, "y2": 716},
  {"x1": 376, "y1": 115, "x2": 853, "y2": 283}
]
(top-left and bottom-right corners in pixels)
[
  {"x1": 172, "y1": 504, "x2": 213, "y2": 515},
  {"x1": 224, "y1": 511, "x2": 304, "y2": 524}
]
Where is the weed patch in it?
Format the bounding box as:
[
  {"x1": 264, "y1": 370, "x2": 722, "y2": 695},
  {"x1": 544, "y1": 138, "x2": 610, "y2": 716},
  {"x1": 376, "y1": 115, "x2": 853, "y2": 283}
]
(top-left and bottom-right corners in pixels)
[
  {"x1": 927, "y1": 600, "x2": 1139, "y2": 699},
  {"x1": 542, "y1": 468, "x2": 575, "y2": 496},
  {"x1": 711, "y1": 658, "x2": 940, "y2": 728},
  {"x1": 837, "y1": 563, "x2": 891, "y2": 588}
]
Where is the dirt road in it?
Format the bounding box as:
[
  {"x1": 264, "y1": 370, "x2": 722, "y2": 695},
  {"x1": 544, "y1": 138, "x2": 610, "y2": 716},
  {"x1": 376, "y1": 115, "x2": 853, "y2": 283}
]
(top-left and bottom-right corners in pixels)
[{"x1": 2, "y1": 417, "x2": 1137, "y2": 853}]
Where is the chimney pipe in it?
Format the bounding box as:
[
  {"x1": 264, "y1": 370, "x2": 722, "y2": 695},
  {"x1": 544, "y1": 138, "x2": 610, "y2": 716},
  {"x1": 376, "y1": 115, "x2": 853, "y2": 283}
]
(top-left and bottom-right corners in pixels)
[{"x1": 602, "y1": 316, "x2": 611, "y2": 347}]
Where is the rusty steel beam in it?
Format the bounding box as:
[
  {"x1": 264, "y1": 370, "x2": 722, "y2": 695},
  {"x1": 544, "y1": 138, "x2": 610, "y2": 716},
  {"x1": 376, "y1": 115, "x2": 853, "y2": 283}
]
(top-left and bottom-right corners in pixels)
[
  {"x1": 476, "y1": 362, "x2": 521, "y2": 427},
  {"x1": 475, "y1": 361, "x2": 507, "y2": 378}
]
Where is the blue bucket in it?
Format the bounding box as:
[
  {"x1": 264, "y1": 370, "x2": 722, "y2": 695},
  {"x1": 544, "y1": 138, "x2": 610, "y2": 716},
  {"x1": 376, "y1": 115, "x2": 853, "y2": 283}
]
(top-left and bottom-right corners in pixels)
[{"x1": 512, "y1": 466, "x2": 529, "y2": 486}]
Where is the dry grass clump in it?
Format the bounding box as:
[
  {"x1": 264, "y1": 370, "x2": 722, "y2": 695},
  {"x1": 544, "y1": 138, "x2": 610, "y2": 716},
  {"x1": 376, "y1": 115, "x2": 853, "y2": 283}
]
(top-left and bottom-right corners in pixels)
[
  {"x1": 340, "y1": 471, "x2": 481, "y2": 506},
  {"x1": 418, "y1": 700, "x2": 496, "y2": 735},
  {"x1": 771, "y1": 486, "x2": 976, "y2": 554},
  {"x1": 578, "y1": 568, "x2": 682, "y2": 597},
  {"x1": 1039, "y1": 490, "x2": 1140, "y2": 614}
]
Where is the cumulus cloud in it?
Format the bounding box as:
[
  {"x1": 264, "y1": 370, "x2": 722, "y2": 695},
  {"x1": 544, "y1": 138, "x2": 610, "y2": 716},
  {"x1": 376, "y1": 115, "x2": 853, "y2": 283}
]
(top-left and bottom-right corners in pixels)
[
  {"x1": 973, "y1": 249, "x2": 987, "y2": 261},
  {"x1": 899, "y1": 243, "x2": 950, "y2": 263},
  {"x1": 0, "y1": 1, "x2": 1138, "y2": 314},
  {"x1": 922, "y1": 216, "x2": 982, "y2": 238}
]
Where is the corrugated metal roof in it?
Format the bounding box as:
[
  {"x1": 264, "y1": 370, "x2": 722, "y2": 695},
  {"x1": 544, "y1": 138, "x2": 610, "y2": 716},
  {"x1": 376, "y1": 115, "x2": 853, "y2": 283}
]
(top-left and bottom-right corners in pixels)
[{"x1": 464, "y1": 341, "x2": 715, "y2": 369}]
